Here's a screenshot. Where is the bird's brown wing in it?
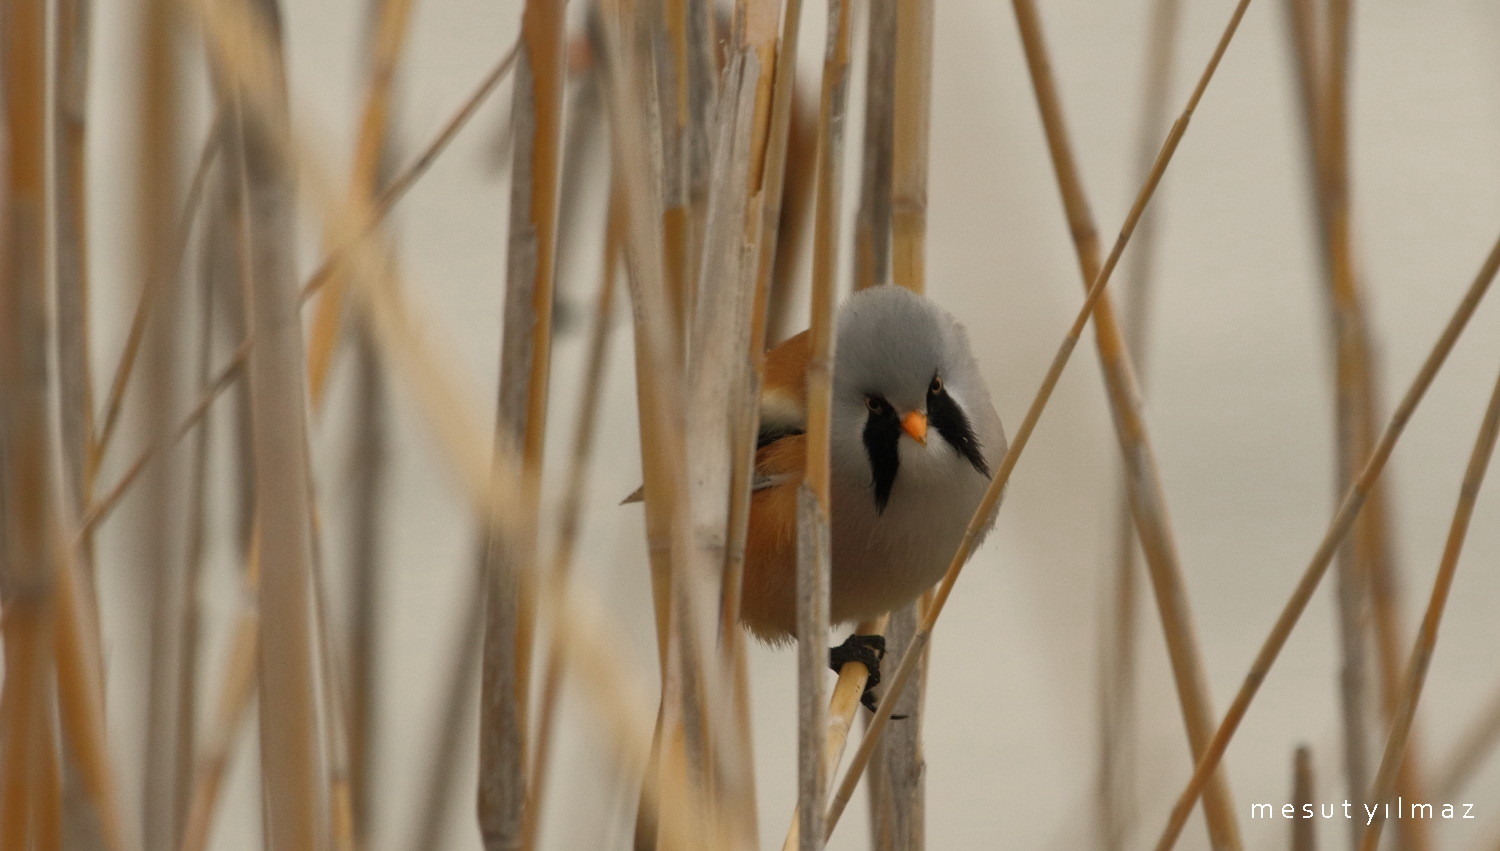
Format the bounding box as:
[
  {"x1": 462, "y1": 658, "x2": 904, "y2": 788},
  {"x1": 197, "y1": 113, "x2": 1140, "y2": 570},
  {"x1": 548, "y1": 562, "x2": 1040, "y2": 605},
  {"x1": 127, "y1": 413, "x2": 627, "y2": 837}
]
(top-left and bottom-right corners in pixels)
[
  {"x1": 623, "y1": 329, "x2": 810, "y2": 510},
  {"x1": 738, "y1": 433, "x2": 806, "y2": 642},
  {"x1": 757, "y1": 330, "x2": 810, "y2": 449}
]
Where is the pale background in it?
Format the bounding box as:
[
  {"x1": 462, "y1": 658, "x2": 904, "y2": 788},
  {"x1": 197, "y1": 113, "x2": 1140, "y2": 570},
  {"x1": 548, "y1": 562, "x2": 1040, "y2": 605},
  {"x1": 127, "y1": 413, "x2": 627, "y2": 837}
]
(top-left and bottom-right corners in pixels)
[{"x1": 83, "y1": 0, "x2": 1500, "y2": 848}]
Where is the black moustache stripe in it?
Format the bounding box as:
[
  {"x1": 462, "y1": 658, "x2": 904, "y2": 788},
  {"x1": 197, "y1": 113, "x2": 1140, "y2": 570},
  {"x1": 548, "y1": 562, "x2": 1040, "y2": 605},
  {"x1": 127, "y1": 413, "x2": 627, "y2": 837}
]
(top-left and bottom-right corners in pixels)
[
  {"x1": 929, "y1": 388, "x2": 990, "y2": 479},
  {"x1": 862, "y1": 406, "x2": 902, "y2": 514}
]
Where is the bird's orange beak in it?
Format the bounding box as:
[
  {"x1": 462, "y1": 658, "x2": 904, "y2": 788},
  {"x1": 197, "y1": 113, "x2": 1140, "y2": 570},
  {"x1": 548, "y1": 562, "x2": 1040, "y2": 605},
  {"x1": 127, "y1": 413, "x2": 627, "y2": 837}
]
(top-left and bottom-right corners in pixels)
[{"x1": 901, "y1": 411, "x2": 928, "y2": 445}]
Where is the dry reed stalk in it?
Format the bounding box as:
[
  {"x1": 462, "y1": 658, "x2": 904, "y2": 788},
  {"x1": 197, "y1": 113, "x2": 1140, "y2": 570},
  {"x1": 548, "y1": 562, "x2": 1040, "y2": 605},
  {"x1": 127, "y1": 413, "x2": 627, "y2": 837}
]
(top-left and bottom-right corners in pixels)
[
  {"x1": 308, "y1": 554, "x2": 356, "y2": 851},
  {"x1": 344, "y1": 325, "x2": 385, "y2": 844},
  {"x1": 76, "y1": 39, "x2": 517, "y2": 542},
  {"x1": 598, "y1": 43, "x2": 697, "y2": 847},
  {"x1": 722, "y1": 0, "x2": 802, "y2": 633},
  {"x1": 866, "y1": 604, "x2": 926, "y2": 851},
  {"x1": 173, "y1": 92, "x2": 253, "y2": 851},
  {"x1": 763, "y1": 92, "x2": 818, "y2": 346},
  {"x1": 0, "y1": 0, "x2": 61, "y2": 842},
  {"x1": 671, "y1": 30, "x2": 763, "y2": 849},
  {"x1": 793, "y1": 486, "x2": 832, "y2": 851},
  {"x1": 36, "y1": 708, "x2": 62, "y2": 850},
  {"x1": 793, "y1": 1, "x2": 853, "y2": 847},
  {"x1": 178, "y1": 527, "x2": 259, "y2": 851},
  {"x1": 598, "y1": 10, "x2": 680, "y2": 736},
  {"x1": 185, "y1": 3, "x2": 710, "y2": 845},
  {"x1": 304, "y1": 0, "x2": 416, "y2": 403},
  {"x1": 52, "y1": 549, "x2": 130, "y2": 851},
  {"x1": 1154, "y1": 231, "x2": 1500, "y2": 849},
  {"x1": 598, "y1": 5, "x2": 736, "y2": 845},
  {"x1": 821, "y1": 0, "x2": 1258, "y2": 839},
  {"x1": 219, "y1": 0, "x2": 330, "y2": 841},
  {"x1": 1312, "y1": 10, "x2": 1377, "y2": 818},
  {"x1": 713, "y1": 6, "x2": 789, "y2": 840},
  {"x1": 658, "y1": 3, "x2": 688, "y2": 338},
  {"x1": 852, "y1": 0, "x2": 893, "y2": 292},
  {"x1": 889, "y1": 0, "x2": 931, "y2": 293},
  {"x1": 53, "y1": 0, "x2": 97, "y2": 542},
  {"x1": 1009, "y1": 1, "x2": 1244, "y2": 844},
  {"x1": 170, "y1": 203, "x2": 216, "y2": 848},
  {"x1": 48, "y1": 0, "x2": 132, "y2": 845},
  {"x1": 477, "y1": 0, "x2": 566, "y2": 845},
  {"x1": 1292, "y1": 746, "x2": 1316, "y2": 851},
  {"x1": 876, "y1": 0, "x2": 937, "y2": 840},
  {"x1": 1098, "y1": 3, "x2": 1180, "y2": 848},
  {"x1": 666, "y1": 33, "x2": 789, "y2": 849},
  {"x1": 342, "y1": 0, "x2": 408, "y2": 839},
  {"x1": 137, "y1": 0, "x2": 188, "y2": 843},
  {"x1": 783, "y1": 615, "x2": 886, "y2": 851},
  {"x1": 849, "y1": 7, "x2": 900, "y2": 831},
  {"x1": 523, "y1": 182, "x2": 622, "y2": 851},
  {"x1": 1282, "y1": 5, "x2": 1431, "y2": 842},
  {"x1": 1359, "y1": 364, "x2": 1500, "y2": 849}
]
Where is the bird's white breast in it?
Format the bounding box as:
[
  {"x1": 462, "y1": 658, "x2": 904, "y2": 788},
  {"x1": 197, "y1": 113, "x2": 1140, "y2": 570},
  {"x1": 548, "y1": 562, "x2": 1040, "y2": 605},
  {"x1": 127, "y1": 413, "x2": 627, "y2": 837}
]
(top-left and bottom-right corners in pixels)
[{"x1": 826, "y1": 425, "x2": 1003, "y2": 625}]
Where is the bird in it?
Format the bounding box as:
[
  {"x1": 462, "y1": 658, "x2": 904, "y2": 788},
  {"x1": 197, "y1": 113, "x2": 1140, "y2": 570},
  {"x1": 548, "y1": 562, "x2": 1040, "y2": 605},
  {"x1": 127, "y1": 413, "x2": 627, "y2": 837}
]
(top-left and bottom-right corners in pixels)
[
  {"x1": 739, "y1": 285, "x2": 1007, "y2": 710},
  {"x1": 628, "y1": 285, "x2": 1007, "y2": 712}
]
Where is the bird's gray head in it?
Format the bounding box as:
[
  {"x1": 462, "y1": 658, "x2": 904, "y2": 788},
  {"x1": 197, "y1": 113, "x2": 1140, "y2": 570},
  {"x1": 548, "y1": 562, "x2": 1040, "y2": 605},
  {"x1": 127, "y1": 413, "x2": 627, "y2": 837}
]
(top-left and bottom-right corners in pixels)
[{"x1": 831, "y1": 286, "x2": 996, "y2": 513}]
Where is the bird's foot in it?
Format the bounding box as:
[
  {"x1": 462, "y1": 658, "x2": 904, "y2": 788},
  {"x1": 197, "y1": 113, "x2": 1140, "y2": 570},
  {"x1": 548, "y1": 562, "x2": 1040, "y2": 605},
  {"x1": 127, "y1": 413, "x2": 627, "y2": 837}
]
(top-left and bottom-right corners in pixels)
[{"x1": 828, "y1": 634, "x2": 907, "y2": 720}]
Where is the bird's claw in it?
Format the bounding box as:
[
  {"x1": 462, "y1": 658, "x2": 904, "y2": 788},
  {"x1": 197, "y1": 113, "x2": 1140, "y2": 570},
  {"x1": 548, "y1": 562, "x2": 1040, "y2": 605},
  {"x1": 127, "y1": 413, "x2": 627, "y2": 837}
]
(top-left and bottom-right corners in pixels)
[{"x1": 828, "y1": 634, "x2": 907, "y2": 720}]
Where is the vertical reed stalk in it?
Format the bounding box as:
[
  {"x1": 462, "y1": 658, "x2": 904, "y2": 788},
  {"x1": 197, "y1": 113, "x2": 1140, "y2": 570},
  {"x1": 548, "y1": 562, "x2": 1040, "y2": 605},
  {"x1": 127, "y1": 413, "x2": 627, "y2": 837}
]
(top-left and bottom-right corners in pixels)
[
  {"x1": 138, "y1": 0, "x2": 187, "y2": 844},
  {"x1": 852, "y1": 0, "x2": 893, "y2": 292},
  {"x1": 889, "y1": 0, "x2": 932, "y2": 293},
  {"x1": 523, "y1": 182, "x2": 622, "y2": 851},
  {"x1": 48, "y1": 0, "x2": 132, "y2": 845},
  {"x1": 867, "y1": 605, "x2": 926, "y2": 850},
  {"x1": 1, "y1": 1, "x2": 61, "y2": 843},
  {"x1": 344, "y1": 0, "x2": 406, "y2": 838},
  {"x1": 599, "y1": 4, "x2": 726, "y2": 843},
  {"x1": 173, "y1": 176, "x2": 217, "y2": 845},
  {"x1": 1359, "y1": 364, "x2": 1500, "y2": 850},
  {"x1": 1008, "y1": 1, "x2": 1243, "y2": 845},
  {"x1": 715, "y1": 6, "x2": 788, "y2": 841},
  {"x1": 1099, "y1": 1, "x2": 1180, "y2": 846},
  {"x1": 225, "y1": 0, "x2": 330, "y2": 841},
  {"x1": 718, "y1": 0, "x2": 784, "y2": 640},
  {"x1": 783, "y1": 615, "x2": 886, "y2": 851},
  {"x1": 478, "y1": 0, "x2": 566, "y2": 846},
  {"x1": 53, "y1": 0, "x2": 97, "y2": 547},
  {"x1": 720, "y1": 12, "x2": 800, "y2": 730},
  {"x1": 1155, "y1": 231, "x2": 1500, "y2": 849},
  {"x1": 869, "y1": 0, "x2": 934, "y2": 839},
  {"x1": 795, "y1": 1, "x2": 851, "y2": 847},
  {"x1": 345, "y1": 324, "x2": 385, "y2": 842},
  {"x1": 178, "y1": 126, "x2": 258, "y2": 851},
  {"x1": 1282, "y1": 4, "x2": 1431, "y2": 842}
]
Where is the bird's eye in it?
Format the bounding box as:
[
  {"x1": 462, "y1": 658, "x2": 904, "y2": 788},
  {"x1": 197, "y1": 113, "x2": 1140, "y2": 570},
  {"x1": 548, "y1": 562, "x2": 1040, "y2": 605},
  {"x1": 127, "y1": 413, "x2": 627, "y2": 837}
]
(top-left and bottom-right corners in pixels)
[
  {"x1": 929, "y1": 375, "x2": 943, "y2": 395},
  {"x1": 865, "y1": 395, "x2": 887, "y2": 413}
]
